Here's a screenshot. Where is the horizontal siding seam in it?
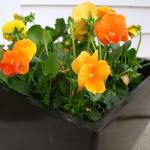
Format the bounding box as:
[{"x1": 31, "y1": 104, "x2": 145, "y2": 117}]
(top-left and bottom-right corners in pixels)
[
  {"x1": 21, "y1": 4, "x2": 150, "y2": 8},
  {"x1": 20, "y1": 0, "x2": 150, "y2": 7}
]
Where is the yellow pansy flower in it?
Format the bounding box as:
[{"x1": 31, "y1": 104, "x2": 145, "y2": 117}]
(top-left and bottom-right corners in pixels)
[
  {"x1": 2, "y1": 20, "x2": 27, "y2": 41},
  {"x1": 72, "y1": 1, "x2": 97, "y2": 22},
  {"x1": 72, "y1": 1, "x2": 97, "y2": 41},
  {"x1": 128, "y1": 25, "x2": 140, "y2": 39}
]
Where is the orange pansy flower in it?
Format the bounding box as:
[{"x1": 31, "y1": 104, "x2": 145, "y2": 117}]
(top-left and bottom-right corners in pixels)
[
  {"x1": 71, "y1": 50, "x2": 98, "y2": 74},
  {"x1": 71, "y1": 50, "x2": 110, "y2": 94},
  {"x1": 97, "y1": 6, "x2": 116, "y2": 17},
  {"x1": 94, "y1": 14, "x2": 128, "y2": 45},
  {"x1": 0, "y1": 39, "x2": 37, "y2": 77}
]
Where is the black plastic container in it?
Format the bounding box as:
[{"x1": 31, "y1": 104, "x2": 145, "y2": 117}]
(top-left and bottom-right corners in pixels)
[{"x1": 0, "y1": 60, "x2": 150, "y2": 150}]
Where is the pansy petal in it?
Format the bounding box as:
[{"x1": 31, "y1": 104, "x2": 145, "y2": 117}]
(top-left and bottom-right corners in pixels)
[
  {"x1": 94, "y1": 14, "x2": 128, "y2": 45},
  {"x1": 2, "y1": 20, "x2": 27, "y2": 41},
  {"x1": 73, "y1": 21, "x2": 87, "y2": 41},
  {"x1": 71, "y1": 51, "x2": 93, "y2": 74},
  {"x1": 91, "y1": 50, "x2": 98, "y2": 62},
  {"x1": 72, "y1": 1, "x2": 97, "y2": 21},
  {"x1": 12, "y1": 39, "x2": 37, "y2": 61},
  {"x1": 1, "y1": 50, "x2": 12, "y2": 65},
  {"x1": 75, "y1": 21, "x2": 88, "y2": 35},
  {"x1": 73, "y1": 33, "x2": 87, "y2": 41},
  {"x1": 18, "y1": 64, "x2": 29, "y2": 74},
  {"x1": 97, "y1": 6, "x2": 115, "y2": 17},
  {"x1": 121, "y1": 29, "x2": 128, "y2": 42},
  {"x1": 78, "y1": 63, "x2": 93, "y2": 87},
  {"x1": 85, "y1": 78, "x2": 106, "y2": 94},
  {"x1": 128, "y1": 25, "x2": 139, "y2": 39},
  {"x1": 3, "y1": 63, "x2": 20, "y2": 77},
  {"x1": 92, "y1": 60, "x2": 110, "y2": 80}
]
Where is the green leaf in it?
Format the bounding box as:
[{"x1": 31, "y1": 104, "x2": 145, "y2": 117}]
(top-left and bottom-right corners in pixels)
[
  {"x1": 38, "y1": 73, "x2": 49, "y2": 92},
  {"x1": 10, "y1": 81, "x2": 31, "y2": 96},
  {"x1": 108, "y1": 46, "x2": 123, "y2": 65},
  {"x1": 122, "y1": 40, "x2": 132, "y2": 56},
  {"x1": 41, "y1": 29, "x2": 52, "y2": 48},
  {"x1": 65, "y1": 51, "x2": 74, "y2": 69},
  {"x1": 126, "y1": 48, "x2": 137, "y2": 66},
  {"x1": 55, "y1": 18, "x2": 67, "y2": 37},
  {"x1": 89, "y1": 92, "x2": 102, "y2": 102},
  {"x1": 43, "y1": 52, "x2": 59, "y2": 77},
  {"x1": 26, "y1": 25, "x2": 42, "y2": 46},
  {"x1": 0, "y1": 71, "x2": 9, "y2": 85},
  {"x1": 113, "y1": 89, "x2": 129, "y2": 99},
  {"x1": 53, "y1": 97, "x2": 63, "y2": 109},
  {"x1": 103, "y1": 90, "x2": 120, "y2": 110},
  {"x1": 45, "y1": 26, "x2": 58, "y2": 41},
  {"x1": 55, "y1": 42, "x2": 67, "y2": 59},
  {"x1": 42, "y1": 94, "x2": 50, "y2": 105},
  {"x1": 32, "y1": 56, "x2": 42, "y2": 62},
  {"x1": 111, "y1": 64, "x2": 129, "y2": 76},
  {"x1": 0, "y1": 45, "x2": 3, "y2": 51},
  {"x1": 110, "y1": 43, "x2": 120, "y2": 50},
  {"x1": 57, "y1": 80, "x2": 70, "y2": 97},
  {"x1": 88, "y1": 107, "x2": 101, "y2": 121},
  {"x1": 7, "y1": 42, "x2": 15, "y2": 50}
]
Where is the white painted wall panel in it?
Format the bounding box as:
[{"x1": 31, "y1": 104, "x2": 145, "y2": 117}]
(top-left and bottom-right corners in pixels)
[
  {"x1": 0, "y1": 0, "x2": 149, "y2": 57},
  {"x1": 21, "y1": 5, "x2": 150, "y2": 57},
  {"x1": 0, "y1": 0, "x2": 20, "y2": 44}
]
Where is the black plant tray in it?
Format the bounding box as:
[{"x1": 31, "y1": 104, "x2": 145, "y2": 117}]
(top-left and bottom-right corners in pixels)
[{"x1": 1, "y1": 59, "x2": 150, "y2": 150}]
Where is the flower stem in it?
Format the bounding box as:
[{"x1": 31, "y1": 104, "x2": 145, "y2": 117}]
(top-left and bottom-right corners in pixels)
[
  {"x1": 87, "y1": 39, "x2": 91, "y2": 52},
  {"x1": 47, "y1": 78, "x2": 52, "y2": 98},
  {"x1": 125, "y1": 56, "x2": 127, "y2": 64},
  {"x1": 136, "y1": 30, "x2": 142, "y2": 55},
  {"x1": 70, "y1": 22, "x2": 76, "y2": 59},
  {"x1": 98, "y1": 39, "x2": 102, "y2": 60},
  {"x1": 103, "y1": 45, "x2": 107, "y2": 60},
  {"x1": 106, "y1": 70, "x2": 130, "y2": 86},
  {"x1": 16, "y1": 74, "x2": 23, "y2": 80},
  {"x1": 90, "y1": 38, "x2": 96, "y2": 51},
  {"x1": 87, "y1": 21, "x2": 93, "y2": 52},
  {"x1": 117, "y1": 70, "x2": 130, "y2": 77},
  {"x1": 28, "y1": 72, "x2": 44, "y2": 97},
  {"x1": 16, "y1": 34, "x2": 20, "y2": 41}
]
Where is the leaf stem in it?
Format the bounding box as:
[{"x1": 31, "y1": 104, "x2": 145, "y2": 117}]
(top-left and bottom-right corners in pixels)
[
  {"x1": 142, "y1": 62, "x2": 150, "y2": 67},
  {"x1": 45, "y1": 45, "x2": 49, "y2": 56}
]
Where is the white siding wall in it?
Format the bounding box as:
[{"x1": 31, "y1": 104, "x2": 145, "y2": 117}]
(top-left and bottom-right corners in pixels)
[
  {"x1": 1, "y1": 0, "x2": 150, "y2": 58},
  {"x1": 0, "y1": 0, "x2": 20, "y2": 45}
]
